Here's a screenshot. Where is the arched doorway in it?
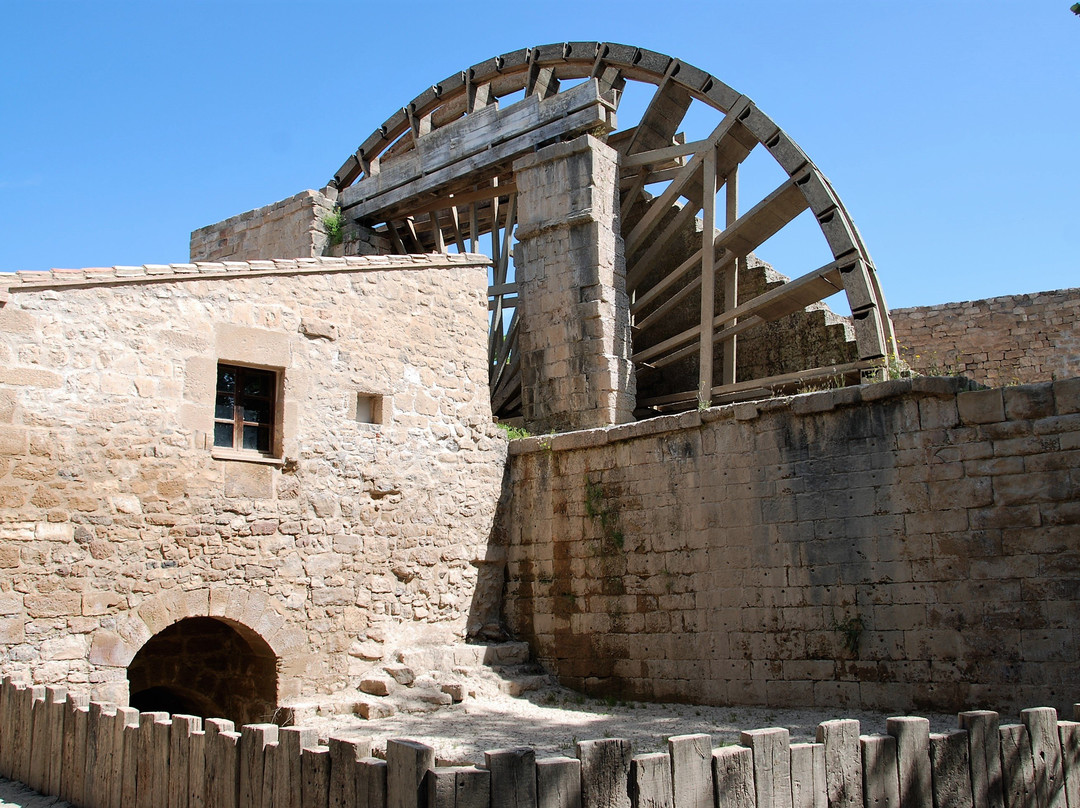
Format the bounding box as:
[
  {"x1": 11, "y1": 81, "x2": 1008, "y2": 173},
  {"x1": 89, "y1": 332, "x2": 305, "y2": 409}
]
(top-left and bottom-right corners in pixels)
[{"x1": 127, "y1": 616, "x2": 278, "y2": 725}]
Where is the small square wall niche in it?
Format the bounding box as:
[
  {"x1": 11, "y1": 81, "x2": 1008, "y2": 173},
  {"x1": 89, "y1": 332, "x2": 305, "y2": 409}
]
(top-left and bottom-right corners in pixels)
[{"x1": 355, "y1": 392, "x2": 385, "y2": 425}]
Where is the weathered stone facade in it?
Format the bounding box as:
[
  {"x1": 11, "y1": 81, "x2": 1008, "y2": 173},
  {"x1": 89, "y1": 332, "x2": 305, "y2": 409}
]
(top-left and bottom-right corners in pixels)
[
  {"x1": 891, "y1": 288, "x2": 1080, "y2": 386},
  {"x1": 190, "y1": 189, "x2": 340, "y2": 262},
  {"x1": 0, "y1": 255, "x2": 506, "y2": 712},
  {"x1": 502, "y1": 376, "x2": 1080, "y2": 713},
  {"x1": 513, "y1": 135, "x2": 636, "y2": 432}
]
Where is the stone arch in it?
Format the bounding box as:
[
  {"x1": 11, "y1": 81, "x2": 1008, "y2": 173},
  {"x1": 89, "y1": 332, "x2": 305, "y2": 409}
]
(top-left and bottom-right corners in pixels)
[
  {"x1": 127, "y1": 616, "x2": 277, "y2": 725},
  {"x1": 88, "y1": 587, "x2": 309, "y2": 711}
]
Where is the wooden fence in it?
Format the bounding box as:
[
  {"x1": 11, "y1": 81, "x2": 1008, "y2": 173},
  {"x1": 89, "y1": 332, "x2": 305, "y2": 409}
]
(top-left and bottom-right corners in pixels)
[{"x1": 1, "y1": 675, "x2": 1079, "y2": 808}]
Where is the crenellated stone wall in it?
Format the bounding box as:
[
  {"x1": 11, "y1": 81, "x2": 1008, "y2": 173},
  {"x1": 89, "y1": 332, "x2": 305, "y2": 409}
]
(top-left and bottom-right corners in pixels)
[
  {"x1": 0, "y1": 255, "x2": 507, "y2": 709},
  {"x1": 502, "y1": 375, "x2": 1080, "y2": 714},
  {"x1": 891, "y1": 288, "x2": 1080, "y2": 386}
]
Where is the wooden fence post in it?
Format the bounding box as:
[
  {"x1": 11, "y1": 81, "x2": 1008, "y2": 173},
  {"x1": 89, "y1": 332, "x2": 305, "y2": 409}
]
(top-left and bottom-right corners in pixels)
[
  {"x1": 86, "y1": 701, "x2": 119, "y2": 808},
  {"x1": 960, "y1": 712, "x2": 1005, "y2": 808},
  {"x1": 712, "y1": 746, "x2": 754, "y2": 808},
  {"x1": 1023, "y1": 709, "x2": 1067, "y2": 808},
  {"x1": 578, "y1": 738, "x2": 632, "y2": 808},
  {"x1": 205, "y1": 719, "x2": 240, "y2": 808},
  {"x1": 791, "y1": 742, "x2": 827, "y2": 808},
  {"x1": 537, "y1": 757, "x2": 582, "y2": 808},
  {"x1": 428, "y1": 766, "x2": 489, "y2": 808},
  {"x1": 43, "y1": 685, "x2": 69, "y2": 797},
  {"x1": 485, "y1": 747, "x2": 538, "y2": 808},
  {"x1": 329, "y1": 735, "x2": 374, "y2": 808},
  {"x1": 357, "y1": 757, "x2": 389, "y2": 808},
  {"x1": 861, "y1": 735, "x2": 900, "y2": 808},
  {"x1": 929, "y1": 731, "x2": 974, "y2": 808},
  {"x1": 669, "y1": 733, "x2": 712, "y2": 808},
  {"x1": 629, "y1": 752, "x2": 673, "y2": 807},
  {"x1": 817, "y1": 720, "x2": 863, "y2": 808},
  {"x1": 302, "y1": 746, "x2": 331, "y2": 808},
  {"x1": 239, "y1": 724, "x2": 278, "y2": 808},
  {"x1": 170, "y1": 714, "x2": 203, "y2": 808},
  {"x1": 387, "y1": 738, "x2": 436, "y2": 808},
  {"x1": 742, "y1": 728, "x2": 793, "y2": 808},
  {"x1": 277, "y1": 727, "x2": 317, "y2": 808}
]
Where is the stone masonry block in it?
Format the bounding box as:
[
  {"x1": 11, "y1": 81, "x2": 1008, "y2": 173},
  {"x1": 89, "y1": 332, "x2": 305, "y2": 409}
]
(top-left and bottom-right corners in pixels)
[
  {"x1": 958, "y1": 389, "x2": 1005, "y2": 425},
  {"x1": 1004, "y1": 383, "x2": 1055, "y2": 421}
]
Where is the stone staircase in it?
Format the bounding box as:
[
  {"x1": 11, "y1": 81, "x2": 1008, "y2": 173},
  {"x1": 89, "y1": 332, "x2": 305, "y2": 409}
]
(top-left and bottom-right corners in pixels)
[{"x1": 286, "y1": 642, "x2": 555, "y2": 722}]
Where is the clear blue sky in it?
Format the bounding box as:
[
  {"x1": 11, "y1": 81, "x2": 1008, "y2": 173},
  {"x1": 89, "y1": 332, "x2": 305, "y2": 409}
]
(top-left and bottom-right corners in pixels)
[{"x1": 1, "y1": 1, "x2": 1076, "y2": 309}]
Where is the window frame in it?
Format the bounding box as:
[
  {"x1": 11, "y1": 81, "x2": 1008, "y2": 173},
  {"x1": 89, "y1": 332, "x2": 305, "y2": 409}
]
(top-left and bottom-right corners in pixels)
[{"x1": 212, "y1": 362, "x2": 281, "y2": 461}]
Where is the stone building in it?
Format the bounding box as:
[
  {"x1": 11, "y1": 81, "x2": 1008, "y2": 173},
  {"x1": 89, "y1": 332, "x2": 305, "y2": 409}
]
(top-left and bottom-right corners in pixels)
[{"x1": 0, "y1": 254, "x2": 506, "y2": 722}]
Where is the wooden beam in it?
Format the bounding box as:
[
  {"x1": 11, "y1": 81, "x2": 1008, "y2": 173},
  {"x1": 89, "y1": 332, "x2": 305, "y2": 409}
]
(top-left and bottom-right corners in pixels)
[
  {"x1": 341, "y1": 80, "x2": 614, "y2": 221},
  {"x1": 698, "y1": 145, "x2": 717, "y2": 405},
  {"x1": 722, "y1": 166, "x2": 739, "y2": 386},
  {"x1": 621, "y1": 138, "x2": 706, "y2": 169}
]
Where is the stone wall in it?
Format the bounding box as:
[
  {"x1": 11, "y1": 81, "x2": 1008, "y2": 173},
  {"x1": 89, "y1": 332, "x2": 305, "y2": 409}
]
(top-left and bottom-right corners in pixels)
[
  {"x1": 190, "y1": 189, "x2": 339, "y2": 262},
  {"x1": 891, "y1": 288, "x2": 1080, "y2": 386},
  {"x1": 0, "y1": 254, "x2": 507, "y2": 709},
  {"x1": 502, "y1": 375, "x2": 1080, "y2": 714}
]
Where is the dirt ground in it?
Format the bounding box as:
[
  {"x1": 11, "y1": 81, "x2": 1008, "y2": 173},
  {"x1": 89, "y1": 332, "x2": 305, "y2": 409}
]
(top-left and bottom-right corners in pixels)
[{"x1": 303, "y1": 682, "x2": 963, "y2": 765}]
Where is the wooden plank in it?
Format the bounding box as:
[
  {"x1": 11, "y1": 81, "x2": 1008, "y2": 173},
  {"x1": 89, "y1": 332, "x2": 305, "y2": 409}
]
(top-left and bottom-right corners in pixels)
[
  {"x1": 816, "y1": 719, "x2": 863, "y2": 808},
  {"x1": 277, "y1": 727, "x2": 317, "y2": 808},
  {"x1": 111, "y1": 707, "x2": 140, "y2": 808},
  {"x1": 722, "y1": 166, "x2": 739, "y2": 386},
  {"x1": 623, "y1": 97, "x2": 749, "y2": 260},
  {"x1": 357, "y1": 757, "x2": 389, "y2": 808},
  {"x1": 577, "y1": 739, "x2": 632, "y2": 808},
  {"x1": 43, "y1": 685, "x2": 68, "y2": 797},
  {"x1": 86, "y1": 701, "x2": 118, "y2": 808},
  {"x1": 960, "y1": 712, "x2": 1005, "y2": 808},
  {"x1": 887, "y1": 717, "x2": 933, "y2": 808},
  {"x1": 862, "y1": 735, "x2": 901, "y2": 808},
  {"x1": 170, "y1": 715, "x2": 203, "y2": 808},
  {"x1": 189, "y1": 730, "x2": 207, "y2": 808},
  {"x1": 624, "y1": 76, "x2": 692, "y2": 156},
  {"x1": 712, "y1": 746, "x2": 755, "y2": 808},
  {"x1": 387, "y1": 738, "x2": 436, "y2": 808},
  {"x1": 260, "y1": 741, "x2": 278, "y2": 808},
  {"x1": 1001, "y1": 725, "x2": 1037, "y2": 808},
  {"x1": 698, "y1": 144, "x2": 717, "y2": 405},
  {"x1": 62, "y1": 694, "x2": 89, "y2": 806},
  {"x1": 428, "y1": 766, "x2": 491, "y2": 808},
  {"x1": 329, "y1": 736, "x2": 373, "y2": 808},
  {"x1": 630, "y1": 752, "x2": 673, "y2": 807},
  {"x1": 669, "y1": 733, "x2": 711, "y2": 808},
  {"x1": 136, "y1": 711, "x2": 170, "y2": 808},
  {"x1": 1023, "y1": 709, "x2": 1067, "y2": 808},
  {"x1": 742, "y1": 728, "x2": 793, "y2": 808},
  {"x1": 1058, "y1": 722, "x2": 1080, "y2": 808},
  {"x1": 342, "y1": 79, "x2": 610, "y2": 210},
  {"x1": 27, "y1": 687, "x2": 48, "y2": 793},
  {"x1": 205, "y1": 720, "x2": 241, "y2": 808},
  {"x1": 537, "y1": 757, "x2": 582, "y2": 808},
  {"x1": 632, "y1": 257, "x2": 845, "y2": 367},
  {"x1": 791, "y1": 743, "x2": 827, "y2": 808},
  {"x1": 239, "y1": 724, "x2": 278, "y2": 808},
  {"x1": 302, "y1": 746, "x2": 331, "y2": 808},
  {"x1": 930, "y1": 731, "x2": 974, "y2": 808},
  {"x1": 621, "y1": 139, "x2": 706, "y2": 169},
  {"x1": 344, "y1": 100, "x2": 614, "y2": 223},
  {"x1": 485, "y1": 747, "x2": 538, "y2": 808}
]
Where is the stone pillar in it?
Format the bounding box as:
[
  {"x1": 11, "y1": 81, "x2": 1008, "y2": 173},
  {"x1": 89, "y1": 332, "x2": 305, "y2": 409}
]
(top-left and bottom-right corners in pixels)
[{"x1": 512, "y1": 134, "x2": 635, "y2": 432}]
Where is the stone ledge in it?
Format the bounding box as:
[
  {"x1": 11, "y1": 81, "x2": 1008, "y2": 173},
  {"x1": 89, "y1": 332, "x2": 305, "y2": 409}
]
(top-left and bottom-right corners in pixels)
[
  {"x1": 1, "y1": 253, "x2": 490, "y2": 294},
  {"x1": 508, "y1": 376, "x2": 1080, "y2": 456}
]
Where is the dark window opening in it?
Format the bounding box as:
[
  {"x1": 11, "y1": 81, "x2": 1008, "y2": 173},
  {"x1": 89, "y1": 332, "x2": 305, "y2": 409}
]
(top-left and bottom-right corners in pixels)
[{"x1": 214, "y1": 364, "x2": 277, "y2": 455}]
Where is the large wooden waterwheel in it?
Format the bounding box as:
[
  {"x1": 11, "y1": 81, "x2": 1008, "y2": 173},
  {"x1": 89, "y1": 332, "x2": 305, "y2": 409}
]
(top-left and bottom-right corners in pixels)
[{"x1": 330, "y1": 43, "x2": 896, "y2": 420}]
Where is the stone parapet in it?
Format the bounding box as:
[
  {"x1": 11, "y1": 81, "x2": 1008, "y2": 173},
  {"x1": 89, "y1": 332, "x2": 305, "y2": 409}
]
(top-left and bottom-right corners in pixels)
[
  {"x1": 502, "y1": 374, "x2": 1080, "y2": 713},
  {"x1": 891, "y1": 287, "x2": 1080, "y2": 386},
  {"x1": 512, "y1": 134, "x2": 635, "y2": 432}
]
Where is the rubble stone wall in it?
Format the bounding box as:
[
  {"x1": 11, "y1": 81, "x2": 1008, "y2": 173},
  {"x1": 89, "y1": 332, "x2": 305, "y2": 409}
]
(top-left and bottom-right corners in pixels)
[
  {"x1": 891, "y1": 288, "x2": 1080, "y2": 386},
  {"x1": 189, "y1": 189, "x2": 339, "y2": 262},
  {"x1": 503, "y1": 376, "x2": 1080, "y2": 714},
  {"x1": 0, "y1": 255, "x2": 506, "y2": 708}
]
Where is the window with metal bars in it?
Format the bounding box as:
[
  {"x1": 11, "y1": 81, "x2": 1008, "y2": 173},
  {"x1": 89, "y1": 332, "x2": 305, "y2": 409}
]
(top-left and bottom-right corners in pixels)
[{"x1": 213, "y1": 364, "x2": 277, "y2": 455}]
